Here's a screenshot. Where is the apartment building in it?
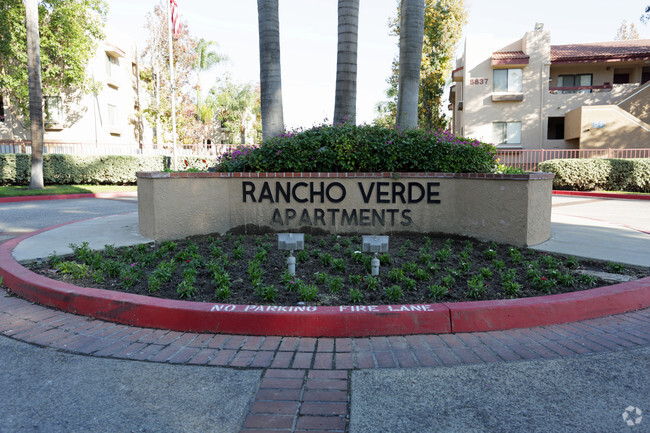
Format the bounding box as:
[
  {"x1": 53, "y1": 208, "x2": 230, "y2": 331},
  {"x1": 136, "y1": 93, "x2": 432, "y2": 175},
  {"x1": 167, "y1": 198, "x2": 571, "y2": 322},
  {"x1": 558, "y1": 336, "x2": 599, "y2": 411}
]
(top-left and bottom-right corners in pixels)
[
  {"x1": 449, "y1": 25, "x2": 650, "y2": 150},
  {"x1": 0, "y1": 28, "x2": 153, "y2": 152}
]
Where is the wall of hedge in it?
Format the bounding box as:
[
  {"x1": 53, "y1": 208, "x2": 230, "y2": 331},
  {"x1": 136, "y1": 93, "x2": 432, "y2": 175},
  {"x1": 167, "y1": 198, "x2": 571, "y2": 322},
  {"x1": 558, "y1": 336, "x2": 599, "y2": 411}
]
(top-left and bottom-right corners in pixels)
[
  {"x1": 0, "y1": 154, "x2": 219, "y2": 185},
  {"x1": 538, "y1": 158, "x2": 650, "y2": 192}
]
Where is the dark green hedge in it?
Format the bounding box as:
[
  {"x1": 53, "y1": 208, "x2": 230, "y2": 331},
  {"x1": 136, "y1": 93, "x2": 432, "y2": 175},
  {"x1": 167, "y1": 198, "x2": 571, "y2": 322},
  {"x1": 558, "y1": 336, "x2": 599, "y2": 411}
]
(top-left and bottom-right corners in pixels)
[
  {"x1": 216, "y1": 123, "x2": 498, "y2": 173},
  {"x1": 538, "y1": 158, "x2": 650, "y2": 192},
  {"x1": 0, "y1": 154, "x2": 219, "y2": 185}
]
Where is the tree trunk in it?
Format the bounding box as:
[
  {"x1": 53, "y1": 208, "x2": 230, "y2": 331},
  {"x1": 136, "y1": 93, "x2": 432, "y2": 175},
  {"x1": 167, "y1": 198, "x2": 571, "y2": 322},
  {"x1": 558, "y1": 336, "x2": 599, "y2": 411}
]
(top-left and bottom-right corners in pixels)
[
  {"x1": 333, "y1": 0, "x2": 359, "y2": 125},
  {"x1": 396, "y1": 0, "x2": 425, "y2": 130},
  {"x1": 25, "y1": 0, "x2": 44, "y2": 189},
  {"x1": 257, "y1": 0, "x2": 284, "y2": 141}
]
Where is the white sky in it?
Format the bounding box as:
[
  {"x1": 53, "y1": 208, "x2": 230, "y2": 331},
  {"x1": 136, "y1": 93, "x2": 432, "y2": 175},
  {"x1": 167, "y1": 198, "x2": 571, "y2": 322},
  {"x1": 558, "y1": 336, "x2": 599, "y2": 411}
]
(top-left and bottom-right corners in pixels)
[{"x1": 107, "y1": 0, "x2": 650, "y2": 129}]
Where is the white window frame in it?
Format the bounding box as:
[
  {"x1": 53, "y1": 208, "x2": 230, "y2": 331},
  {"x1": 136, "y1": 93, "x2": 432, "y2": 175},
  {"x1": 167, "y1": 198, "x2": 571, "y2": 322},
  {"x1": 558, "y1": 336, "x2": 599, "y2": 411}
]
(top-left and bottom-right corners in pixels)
[
  {"x1": 492, "y1": 121, "x2": 522, "y2": 146},
  {"x1": 493, "y1": 69, "x2": 523, "y2": 93},
  {"x1": 44, "y1": 96, "x2": 63, "y2": 124}
]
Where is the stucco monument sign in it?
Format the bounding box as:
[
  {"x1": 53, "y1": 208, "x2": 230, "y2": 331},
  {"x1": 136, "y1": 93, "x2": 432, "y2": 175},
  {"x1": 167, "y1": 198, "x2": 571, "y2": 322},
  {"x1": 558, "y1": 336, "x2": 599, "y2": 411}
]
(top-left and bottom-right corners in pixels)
[{"x1": 137, "y1": 171, "x2": 554, "y2": 247}]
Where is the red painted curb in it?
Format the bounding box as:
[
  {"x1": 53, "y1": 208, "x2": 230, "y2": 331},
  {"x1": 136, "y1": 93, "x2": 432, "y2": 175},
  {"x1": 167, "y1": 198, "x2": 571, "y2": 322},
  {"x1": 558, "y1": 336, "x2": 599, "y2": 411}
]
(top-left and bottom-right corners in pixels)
[
  {"x1": 0, "y1": 191, "x2": 137, "y2": 204},
  {"x1": 1, "y1": 228, "x2": 649, "y2": 336},
  {"x1": 553, "y1": 190, "x2": 650, "y2": 201}
]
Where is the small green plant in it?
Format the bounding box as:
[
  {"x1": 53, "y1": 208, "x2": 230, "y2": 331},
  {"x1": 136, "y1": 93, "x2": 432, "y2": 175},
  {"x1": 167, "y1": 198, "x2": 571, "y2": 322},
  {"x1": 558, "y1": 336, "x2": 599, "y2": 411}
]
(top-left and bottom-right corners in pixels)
[
  {"x1": 414, "y1": 268, "x2": 429, "y2": 280},
  {"x1": 502, "y1": 280, "x2": 521, "y2": 297},
  {"x1": 258, "y1": 285, "x2": 278, "y2": 302},
  {"x1": 364, "y1": 275, "x2": 380, "y2": 291},
  {"x1": 328, "y1": 276, "x2": 344, "y2": 294},
  {"x1": 466, "y1": 275, "x2": 486, "y2": 299},
  {"x1": 332, "y1": 258, "x2": 346, "y2": 272},
  {"x1": 160, "y1": 240, "x2": 177, "y2": 253},
  {"x1": 429, "y1": 284, "x2": 448, "y2": 300},
  {"x1": 492, "y1": 259, "x2": 506, "y2": 271},
  {"x1": 177, "y1": 279, "x2": 196, "y2": 298},
  {"x1": 305, "y1": 233, "x2": 312, "y2": 243},
  {"x1": 402, "y1": 277, "x2": 416, "y2": 291},
  {"x1": 278, "y1": 269, "x2": 293, "y2": 285},
  {"x1": 479, "y1": 267, "x2": 492, "y2": 279},
  {"x1": 254, "y1": 247, "x2": 268, "y2": 262},
  {"x1": 397, "y1": 246, "x2": 406, "y2": 258},
  {"x1": 314, "y1": 271, "x2": 329, "y2": 285},
  {"x1": 215, "y1": 286, "x2": 231, "y2": 301},
  {"x1": 319, "y1": 239, "x2": 327, "y2": 248},
  {"x1": 501, "y1": 268, "x2": 517, "y2": 282},
  {"x1": 299, "y1": 284, "x2": 319, "y2": 302},
  {"x1": 578, "y1": 273, "x2": 597, "y2": 286},
  {"x1": 311, "y1": 248, "x2": 321, "y2": 258},
  {"x1": 434, "y1": 247, "x2": 451, "y2": 262},
  {"x1": 296, "y1": 250, "x2": 309, "y2": 263},
  {"x1": 349, "y1": 288, "x2": 364, "y2": 303},
  {"x1": 540, "y1": 254, "x2": 558, "y2": 269},
  {"x1": 47, "y1": 251, "x2": 62, "y2": 267},
  {"x1": 384, "y1": 285, "x2": 404, "y2": 302},
  {"x1": 565, "y1": 256, "x2": 580, "y2": 270},
  {"x1": 423, "y1": 236, "x2": 432, "y2": 251},
  {"x1": 458, "y1": 261, "x2": 471, "y2": 275},
  {"x1": 230, "y1": 243, "x2": 244, "y2": 260},
  {"x1": 341, "y1": 238, "x2": 351, "y2": 247},
  {"x1": 508, "y1": 247, "x2": 523, "y2": 264},
  {"x1": 557, "y1": 272, "x2": 575, "y2": 287},
  {"x1": 247, "y1": 260, "x2": 265, "y2": 285},
  {"x1": 378, "y1": 253, "x2": 391, "y2": 265},
  {"x1": 101, "y1": 259, "x2": 122, "y2": 278},
  {"x1": 321, "y1": 253, "x2": 333, "y2": 267},
  {"x1": 332, "y1": 243, "x2": 341, "y2": 253},
  {"x1": 401, "y1": 262, "x2": 418, "y2": 274},
  {"x1": 483, "y1": 248, "x2": 497, "y2": 259},
  {"x1": 441, "y1": 274, "x2": 456, "y2": 288},
  {"x1": 91, "y1": 269, "x2": 105, "y2": 284},
  {"x1": 606, "y1": 262, "x2": 626, "y2": 274},
  {"x1": 56, "y1": 261, "x2": 89, "y2": 279},
  {"x1": 458, "y1": 250, "x2": 470, "y2": 261},
  {"x1": 349, "y1": 274, "x2": 363, "y2": 285},
  {"x1": 388, "y1": 267, "x2": 405, "y2": 283}
]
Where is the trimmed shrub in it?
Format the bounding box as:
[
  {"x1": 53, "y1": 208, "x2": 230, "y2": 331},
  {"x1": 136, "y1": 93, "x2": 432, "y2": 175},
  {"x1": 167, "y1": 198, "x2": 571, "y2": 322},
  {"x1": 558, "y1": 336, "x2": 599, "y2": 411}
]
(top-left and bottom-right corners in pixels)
[
  {"x1": 216, "y1": 123, "x2": 498, "y2": 173},
  {"x1": 539, "y1": 158, "x2": 650, "y2": 192},
  {"x1": 0, "y1": 154, "x2": 220, "y2": 185}
]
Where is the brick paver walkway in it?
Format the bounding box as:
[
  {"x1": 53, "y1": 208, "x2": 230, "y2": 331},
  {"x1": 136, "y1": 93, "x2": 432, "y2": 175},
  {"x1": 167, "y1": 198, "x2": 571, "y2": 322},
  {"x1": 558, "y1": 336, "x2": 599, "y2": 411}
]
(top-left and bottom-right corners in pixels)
[{"x1": 2, "y1": 288, "x2": 649, "y2": 432}]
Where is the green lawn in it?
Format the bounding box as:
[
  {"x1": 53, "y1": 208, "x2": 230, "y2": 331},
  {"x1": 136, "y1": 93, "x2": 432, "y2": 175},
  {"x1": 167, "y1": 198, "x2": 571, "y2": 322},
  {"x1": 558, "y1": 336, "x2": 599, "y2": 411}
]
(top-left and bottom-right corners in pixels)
[{"x1": 0, "y1": 184, "x2": 137, "y2": 198}]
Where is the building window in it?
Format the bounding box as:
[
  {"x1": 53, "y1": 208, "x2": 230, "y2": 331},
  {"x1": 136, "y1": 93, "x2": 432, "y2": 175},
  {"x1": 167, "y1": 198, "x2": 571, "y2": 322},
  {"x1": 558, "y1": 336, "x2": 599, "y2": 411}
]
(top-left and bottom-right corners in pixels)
[
  {"x1": 493, "y1": 69, "x2": 523, "y2": 93},
  {"x1": 44, "y1": 96, "x2": 63, "y2": 124},
  {"x1": 547, "y1": 117, "x2": 565, "y2": 140},
  {"x1": 106, "y1": 54, "x2": 119, "y2": 77},
  {"x1": 108, "y1": 104, "x2": 118, "y2": 127},
  {"x1": 558, "y1": 74, "x2": 592, "y2": 93},
  {"x1": 492, "y1": 122, "x2": 521, "y2": 146}
]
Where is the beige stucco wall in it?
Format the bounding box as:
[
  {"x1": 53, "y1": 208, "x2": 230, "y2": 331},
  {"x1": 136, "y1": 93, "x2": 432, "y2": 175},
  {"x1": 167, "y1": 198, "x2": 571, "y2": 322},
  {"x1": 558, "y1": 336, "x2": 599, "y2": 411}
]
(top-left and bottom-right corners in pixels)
[
  {"x1": 138, "y1": 173, "x2": 554, "y2": 247},
  {"x1": 565, "y1": 106, "x2": 650, "y2": 149}
]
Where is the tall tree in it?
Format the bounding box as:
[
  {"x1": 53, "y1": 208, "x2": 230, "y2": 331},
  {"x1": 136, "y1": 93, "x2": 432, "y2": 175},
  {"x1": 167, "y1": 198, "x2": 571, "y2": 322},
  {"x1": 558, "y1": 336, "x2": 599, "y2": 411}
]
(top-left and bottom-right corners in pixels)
[
  {"x1": 615, "y1": 20, "x2": 640, "y2": 40},
  {"x1": 257, "y1": 0, "x2": 284, "y2": 141},
  {"x1": 24, "y1": 0, "x2": 43, "y2": 189},
  {"x1": 193, "y1": 38, "x2": 226, "y2": 112},
  {"x1": 0, "y1": 0, "x2": 107, "y2": 121},
  {"x1": 642, "y1": 5, "x2": 650, "y2": 24},
  {"x1": 333, "y1": 0, "x2": 360, "y2": 124},
  {"x1": 208, "y1": 79, "x2": 260, "y2": 144},
  {"x1": 141, "y1": 2, "x2": 200, "y2": 144},
  {"x1": 375, "y1": 0, "x2": 467, "y2": 130},
  {"x1": 396, "y1": 0, "x2": 425, "y2": 129}
]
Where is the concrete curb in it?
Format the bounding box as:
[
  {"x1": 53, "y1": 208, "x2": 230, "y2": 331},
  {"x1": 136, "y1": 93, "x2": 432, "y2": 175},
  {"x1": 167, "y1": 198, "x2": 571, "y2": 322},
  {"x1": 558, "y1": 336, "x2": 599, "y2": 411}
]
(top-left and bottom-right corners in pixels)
[
  {"x1": 0, "y1": 191, "x2": 137, "y2": 203},
  {"x1": 552, "y1": 190, "x2": 650, "y2": 200},
  {"x1": 1, "y1": 226, "x2": 649, "y2": 337}
]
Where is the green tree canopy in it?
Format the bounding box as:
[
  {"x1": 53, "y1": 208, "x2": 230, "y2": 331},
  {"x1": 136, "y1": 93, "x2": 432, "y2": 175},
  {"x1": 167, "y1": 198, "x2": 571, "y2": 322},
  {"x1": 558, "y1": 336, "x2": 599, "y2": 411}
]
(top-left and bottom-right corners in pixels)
[
  {"x1": 0, "y1": 0, "x2": 107, "y2": 122},
  {"x1": 208, "y1": 78, "x2": 261, "y2": 144},
  {"x1": 375, "y1": 0, "x2": 467, "y2": 130}
]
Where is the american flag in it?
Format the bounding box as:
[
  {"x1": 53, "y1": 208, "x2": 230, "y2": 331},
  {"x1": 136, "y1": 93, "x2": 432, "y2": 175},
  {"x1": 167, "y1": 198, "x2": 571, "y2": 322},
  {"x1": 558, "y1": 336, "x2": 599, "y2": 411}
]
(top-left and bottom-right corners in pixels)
[{"x1": 170, "y1": 0, "x2": 179, "y2": 35}]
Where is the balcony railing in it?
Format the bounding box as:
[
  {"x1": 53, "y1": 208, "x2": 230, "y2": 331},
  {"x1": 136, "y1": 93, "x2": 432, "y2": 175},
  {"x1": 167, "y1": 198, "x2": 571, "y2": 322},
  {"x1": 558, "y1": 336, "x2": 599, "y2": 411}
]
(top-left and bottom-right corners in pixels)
[
  {"x1": 497, "y1": 148, "x2": 650, "y2": 171},
  {"x1": 549, "y1": 83, "x2": 612, "y2": 94}
]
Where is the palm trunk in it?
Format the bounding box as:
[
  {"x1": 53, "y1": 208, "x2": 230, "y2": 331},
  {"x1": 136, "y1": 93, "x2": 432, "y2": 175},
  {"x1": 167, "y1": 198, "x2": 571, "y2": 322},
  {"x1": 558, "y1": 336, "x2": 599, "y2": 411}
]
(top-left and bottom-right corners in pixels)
[
  {"x1": 25, "y1": 0, "x2": 44, "y2": 189},
  {"x1": 333, "y1": 0, "x2": 359, "y2": 125},
  {"x1": 257, "y1": 0, "x2": 284, "y2": 141},
  {"x1": 396, "y1": 0, "x2": 425, "y2": 130}
]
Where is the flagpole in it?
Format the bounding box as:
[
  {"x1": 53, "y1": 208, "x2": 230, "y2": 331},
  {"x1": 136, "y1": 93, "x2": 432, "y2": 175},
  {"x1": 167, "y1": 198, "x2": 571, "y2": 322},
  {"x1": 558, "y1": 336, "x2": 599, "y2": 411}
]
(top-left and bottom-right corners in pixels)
[{"x1": 167, "y1": 0, "x2": 178, "y2": 170}]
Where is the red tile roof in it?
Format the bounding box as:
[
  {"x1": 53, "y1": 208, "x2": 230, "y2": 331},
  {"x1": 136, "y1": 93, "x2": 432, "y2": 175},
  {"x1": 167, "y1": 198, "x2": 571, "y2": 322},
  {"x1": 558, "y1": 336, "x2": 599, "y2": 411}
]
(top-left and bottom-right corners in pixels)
[
  {"x1": 551, "y1": 39, "x2": 650, "y2": 63},
  {"x1": 492, "y1": 51, "x2": 530, "y2": 61}
]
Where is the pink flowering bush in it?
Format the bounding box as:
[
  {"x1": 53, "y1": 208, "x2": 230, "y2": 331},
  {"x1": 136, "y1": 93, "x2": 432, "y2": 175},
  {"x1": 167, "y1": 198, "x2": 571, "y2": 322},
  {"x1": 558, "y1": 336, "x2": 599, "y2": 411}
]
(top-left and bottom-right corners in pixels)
[{"x1": 215, "y1": 123, "x2": 498, "y2": 173}]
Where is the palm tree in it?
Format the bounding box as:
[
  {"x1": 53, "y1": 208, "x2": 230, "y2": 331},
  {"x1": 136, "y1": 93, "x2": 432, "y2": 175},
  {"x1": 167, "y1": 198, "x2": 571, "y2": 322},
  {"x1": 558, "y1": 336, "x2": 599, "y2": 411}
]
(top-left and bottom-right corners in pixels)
[
  {"x1": 25, "y1": 0, "x2": 44, "y2": 189},
  {"x1": 396, "y1": 0, "x2": 425, "y2": 129},
  {"x1": 257, "y1": 0, "x2": 284, "y2": 140},
  {"x1": 194, "y1": 38, "x2": 226, "y2": 111},
  {"x1": 333, "y1": 0, "x2": 359, "y2": 124}
]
